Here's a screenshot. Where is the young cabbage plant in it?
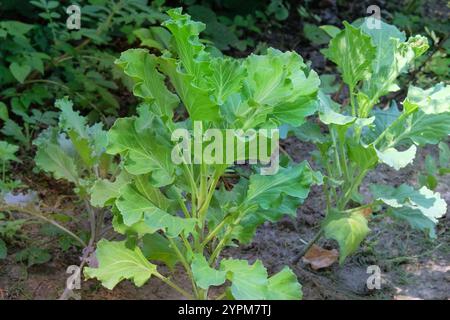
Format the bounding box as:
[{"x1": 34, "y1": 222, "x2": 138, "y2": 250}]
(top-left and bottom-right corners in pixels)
[
  {"x1": 84, "y1": 9, "x2": 321, "y2": 300},
  {"x1": 33, "y1": 97, "x2": 115, "y2": 246},
  {"x1": 293, "y1": 20, "x2": 449, "y2": 263}
]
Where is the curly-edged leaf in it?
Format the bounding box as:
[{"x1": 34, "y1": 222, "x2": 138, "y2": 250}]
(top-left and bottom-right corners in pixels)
[
  {"x1": 115, "y1": 49, "x2": 179, "y2": 118},
  {"x1": 162, "y1": 8, "x2": 210, "y2": 84},
  {"x1": 84, "y1": 240, "x2": 157, "y2": 290},
  {"x1": 142, "y1": 233, "x2": 182, "y2": 270},
  {"x1": 322, "y1": 21, "x2": 375, "y2": 88},
  {"x1": 207, "y1": 57, "x2": 245, "y2": 105},
  {"x1": 360, "y1": 21, "x2": 428, "y2": 101},
  {"x1": 191, "y1": 253, "x2": 226, "y2": 290},
  {"x1": 1, "y1": 119, "x2": 27, "y2": 145},
  {"x1": 116, "y1": 184, "x2": 196, "y2": 237},
  {"x1": 220, "y1": 259, "x2": 268, "y2": 300},
  {"x1": 56, "y1": 98, "x2": 108, "y2": 167},
  {"x1": 90, "y1": 171, "x2": 131, "y2": 207},
  {"x1": 370, "y1": 184, "x2": 446, "y2": 238},
  {"x1": 267, "y1": 267, "x2": 302, "y2": 300},
  {"x1": 159, "y1": 56, "x2": 219, "y2": 121},
  {"x1": 245, "y1": 162, "x2": 320, "y2": 215},
  {"x1": 322, "y1": 210, "x2": 370, "y2": 263},
  {"x1": 375, "y1": 145, "x2": 417, "y2": 170},
  {"x1": 218, "y1": 259, "x2": 302, "y2": 300},
  {"x1": 34, "y1": 143, "x2": 79, "y2": 184},
  {"x1": 111, "y1": 209, "x2": 154, "y2": 237},
  {"x1": 143, "y1": 210, "x2": 197, "y2": 238},
  {"x1": 56, "y1": 98, "x2": 87, "y2": 138},
  {"x1": 115, "y1": 184, "x2": 170, "y2": 226},
  {"x1": 379, "y1": 84, "x2": 450, "y2": 148},
  {"x1": 107, "y1": 118, "x2": 175, "y2": 186},
  {"x1": 0, "y1": 141, "x2": 19, "y2": 162},
  {"x1": 403, "y1": 83, "x2": 450, "y2": 115},
  {"x1": 243, "y1": 48, "x2": 320, "y2": 126}
]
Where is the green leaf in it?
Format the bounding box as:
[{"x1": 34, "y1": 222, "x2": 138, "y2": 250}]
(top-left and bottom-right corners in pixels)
[
  {"x1": 116, "y1": 184, "x2": 196, "y2": 237},
  {"x1": 162, "y1": 8, "x2": 210, "y2": 84},
  {"x1": 244, "y1": 48, "x2": 320, "y2": 125},
  {"x1": 159, "y1": 56, "x2": 219, "y2": 121},
  {"x1": 322, "y1": 210, "x2": 370, "y2": 263},
  {"x1": 320, "y1": 25, "x2": 341, "y2": 38},
  {"x1": 90, "y1": 171, "x2": 130, "y2": 207},
  {"x1": 56, "y1": 98, "x2": 87, "y2": 138},
  {"x1": 0, "y1": 102, "x2": 8, "y2": 121},
  {"x1": 142, "y1": 233, "x2": 182, "y2": 270},
  {"x1": 15, "y1": 247, "x2": 51, "y2": 267},
  {"x1": 359, "y1": 19, "x2": 428, "y2": 101},
  {"x1": 370, "y1": 184, "x2": 446, "y2": 238},
  {"x1": 1, "y1": 21, "x2": 34, "y2": 36},
  {"x1": 9, "y1": 62, "x2": 31, "y2": 83},
  {"x1": 322, "y1": 21, "x2": 375, "y2": 89},
  {"x1": 375, "y1": 145, "x2": 417, "y2": 170},
  {"x1": 358, "y1": 20, "x2": 407, "y2": 98},
  {"x1": 267, "y1": 267, "x2": 302, "y2": 300},
  {"x1": 1, "y1": 119, "x2": 27, "y2": 145},
  {"x1": 207, "y1": 57, "x2": 245, "y2": 105},
  {"x1": 347, "y1": 142, "x2": 377, "y2": 170},
  {"x1": 220, "y1": 259, "x2": 268, "y2": 300},
  {"x1": 84, "y1": 240, "x2": 157, "y2": 290},
  {"x1": 115, "y1": 184, "x2": 169, "y2": 226},
  {"x1": 191, "y1": 253, "x2": 226, "y2": 289},
  {"x1": 34, "y1": 143, "x2": 79, "y2": 184},
  {"x1": 115, "y1": 49, "x2": 179, "y2": 118},
  {"x1": 0, "y1": 141, "x2": 19, "y2": 162},
  {"x1": 0, "y1": 239, "x2": 7, "y2": 259},
  {"x1": 55, "y1": 98, "x2": 108, "y2": 167},
  {"x1": 379, "y1": 84, "x2": 450, "y2": 149},
  {"x1": 107, "y1": 118, "x2": 175, "y2": 186},
  {"x1": 403, "y1": 83, "x2": 450, "y2": 115},
  {"x1": 245, "y1": 162, "x2": 319, "y2": 215},
  {"x1": 143, "y1": 210, "x2": 197, "y2": 238}
]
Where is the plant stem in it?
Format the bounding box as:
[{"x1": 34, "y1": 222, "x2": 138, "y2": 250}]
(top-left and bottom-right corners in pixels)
[
  {"x1": 330, "y1": 127, "x2": 343, "y2": 178},
  {"x1": 339, "y1": 168, "x2": 368, "y2": 210},
  {"x1": 372, "y1": 105, "x2": 417, "y2": 148},
  {"x1": 154, "y1": 272, "x2": 194, "y2": 300},
  {"x1": 167, "y1": 237, "x2": 199, "y2": 299},
  {"x1": 201, "y1": 218, "x2": 228, "y2": 248},
  {"x1": 0, "y1": 204, "x2": 86, "y2": 247},
  {"x1": 349, "y1": 85, "x2": 356, "y2": 116},
  {"x1": 292, "y1": 229, "x2": 324, "y2": 264}
]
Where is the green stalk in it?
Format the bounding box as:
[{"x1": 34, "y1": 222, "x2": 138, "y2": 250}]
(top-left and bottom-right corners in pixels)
[
  {"x1": 339, "y1": 168, "x2": 369, "y2": 210},
  {"x1": 349, "y1": 85, "x2": 356, "y2": 117},
  {"x1": 167, "y1": 237, "x2": 199, "y2": 299},
  {"x1": 373, "y1": 105, "x2": 418, "y2": 148},
  {"x1": 330, "y1": 127, "x2": 343, "y2": 178},
  {"x1": 200, "y1": 218, "x2": 228, "y2": 248},
  {"x1": 207, "y1": 204, "x2": 257, "y2": 265},
  {"x1": 1, "y1": 204, "x2": 86, "y2": 247},
  {"x1": 154, "y1": 272, "x2": 194, "y2": 300}
]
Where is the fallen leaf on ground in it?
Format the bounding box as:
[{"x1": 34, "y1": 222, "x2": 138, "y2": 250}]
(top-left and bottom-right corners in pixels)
[{"x1": 302, "y1": 244, "x2": 339, "y2": 270}]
